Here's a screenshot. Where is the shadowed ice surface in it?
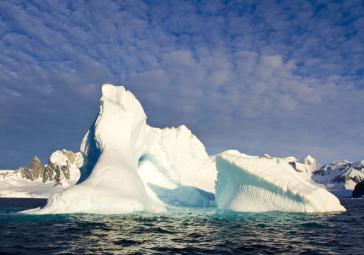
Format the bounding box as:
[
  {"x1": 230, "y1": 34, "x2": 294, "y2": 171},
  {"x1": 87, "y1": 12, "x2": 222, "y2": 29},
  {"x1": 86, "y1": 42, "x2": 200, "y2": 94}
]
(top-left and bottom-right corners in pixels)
[{"x1": 0, "y1": 198, "x2": 363, "y2": 254}]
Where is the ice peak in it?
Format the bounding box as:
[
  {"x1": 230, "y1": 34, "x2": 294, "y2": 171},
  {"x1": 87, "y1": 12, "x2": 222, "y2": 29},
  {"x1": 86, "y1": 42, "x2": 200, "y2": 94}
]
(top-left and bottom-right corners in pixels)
[
  {"x1": 100, "y1": 84, "x2": 142, "y2": 112},
  {"x1": 101, "y1": 83, "x2": 125, "y2": 95},
  {"x1": 96, "y1": 84, "x2": 147, "y2": 151}
]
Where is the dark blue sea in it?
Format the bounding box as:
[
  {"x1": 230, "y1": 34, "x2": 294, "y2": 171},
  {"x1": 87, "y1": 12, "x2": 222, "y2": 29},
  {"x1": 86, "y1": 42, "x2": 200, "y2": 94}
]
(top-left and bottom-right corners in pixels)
[{"x1": 0, "y1": 198, "x2": 363, "y2": 255}]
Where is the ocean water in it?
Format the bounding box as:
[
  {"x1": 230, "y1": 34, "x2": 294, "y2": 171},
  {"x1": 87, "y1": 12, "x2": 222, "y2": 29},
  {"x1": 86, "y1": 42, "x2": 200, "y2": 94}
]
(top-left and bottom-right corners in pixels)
[{"x1": 0, "y1": 198, "x2": 363, "y2": 255}]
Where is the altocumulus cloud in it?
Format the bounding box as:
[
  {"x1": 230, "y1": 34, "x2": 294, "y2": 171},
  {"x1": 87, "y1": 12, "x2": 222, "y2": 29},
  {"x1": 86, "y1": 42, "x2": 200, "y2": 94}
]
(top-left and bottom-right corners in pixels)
[{"x1": 0, "y1": 0, "x2": 364, "y2": 168}]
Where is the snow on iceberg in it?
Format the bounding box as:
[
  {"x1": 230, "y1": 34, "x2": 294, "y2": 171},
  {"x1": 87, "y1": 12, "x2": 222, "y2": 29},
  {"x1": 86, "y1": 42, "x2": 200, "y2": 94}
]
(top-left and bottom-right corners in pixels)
[
  {"x1": 215, "y1": 152, "x2": 346, "y2": 213},
  {"x1": 25, "y1": 84, "x2": 216, "y2": 214}
]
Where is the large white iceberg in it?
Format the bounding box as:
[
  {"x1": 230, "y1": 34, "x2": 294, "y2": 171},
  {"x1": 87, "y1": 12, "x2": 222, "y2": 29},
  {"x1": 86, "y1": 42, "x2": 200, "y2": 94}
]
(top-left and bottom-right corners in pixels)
[
  {"x1": 215, "y1": 151, "x2": 346, "y2": 213},
  {"x1": 26, "y1": 84, "x2": 216, "y2": 214}
]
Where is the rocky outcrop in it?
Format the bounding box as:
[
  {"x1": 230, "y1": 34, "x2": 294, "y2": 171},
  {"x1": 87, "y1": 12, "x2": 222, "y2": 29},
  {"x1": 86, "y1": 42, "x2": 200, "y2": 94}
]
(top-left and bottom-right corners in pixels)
[
  {"x1": 259, "y1": 154, "x2": 272, "y2": 159},
  {"x1": 16, "y1": 157, "x2": 43, "y2": 181},
  {"x1": 14, "y1": 150, "x2": 83, "y2": 186},
  {"x1": 303, "y1": 155, "x2": 320, "y2": 167},
  {"x1": 352, "y1": 181, "x2": 364, "y2": 198}
]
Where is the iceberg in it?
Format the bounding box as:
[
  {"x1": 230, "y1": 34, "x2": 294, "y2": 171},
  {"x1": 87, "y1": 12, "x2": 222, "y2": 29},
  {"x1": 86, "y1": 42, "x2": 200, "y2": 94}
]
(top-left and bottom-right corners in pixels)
[
  {"x1": 26, "y1": 84, "x2": 216, "y2": 214},
  {"x1": 215, "y1": 151, "x2": 346, "y2": 213},
  {"x1": 26, "y1": 85, "x2": 165, "y2": 214}
]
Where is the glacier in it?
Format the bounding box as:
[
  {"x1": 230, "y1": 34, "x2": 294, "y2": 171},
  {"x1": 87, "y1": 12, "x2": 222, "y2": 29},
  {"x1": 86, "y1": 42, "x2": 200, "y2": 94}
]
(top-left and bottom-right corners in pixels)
[
  {"x1": 215, "y1": 151, "x2": 346, "y2": 213},
  {"x1": 22, "y1": 83, "x2": 346, "y2": 214}
]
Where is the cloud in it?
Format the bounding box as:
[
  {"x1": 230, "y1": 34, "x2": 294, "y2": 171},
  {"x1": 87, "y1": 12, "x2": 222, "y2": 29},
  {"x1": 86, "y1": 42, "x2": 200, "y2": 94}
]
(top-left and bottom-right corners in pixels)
[{"x1": 0, "y1": 0, "x2": 363, "y2": 168}]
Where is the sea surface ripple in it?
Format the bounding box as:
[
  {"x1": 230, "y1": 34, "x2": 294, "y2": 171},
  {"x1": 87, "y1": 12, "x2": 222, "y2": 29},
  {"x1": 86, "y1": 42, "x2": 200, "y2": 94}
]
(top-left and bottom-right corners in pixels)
[{"x1": 0, "y1": 198, "x2": 363, "y2": 254}]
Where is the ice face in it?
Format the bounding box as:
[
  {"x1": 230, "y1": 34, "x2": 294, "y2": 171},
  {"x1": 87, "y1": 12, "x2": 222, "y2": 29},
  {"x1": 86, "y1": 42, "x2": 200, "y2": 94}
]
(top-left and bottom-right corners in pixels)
[
  {"x1": 137, "y1": 152, "x2": 216, "y2": 207},
  {"x1": 141, "y1": 125, "x2": 216, "y2": 196},
  {"x1": 215, "y1": 152, "x2": 346, "y2": 213}
]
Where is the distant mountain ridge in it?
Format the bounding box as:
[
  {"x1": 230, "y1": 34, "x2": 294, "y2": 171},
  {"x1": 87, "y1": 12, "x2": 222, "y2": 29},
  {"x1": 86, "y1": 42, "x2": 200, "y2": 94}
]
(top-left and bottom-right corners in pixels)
[
  {"x1": 287, "y1": 156, "x2": 364, "y2": 197},
  {"x1": 0, "y1": 150, "x2": 82, "y2": 198}
]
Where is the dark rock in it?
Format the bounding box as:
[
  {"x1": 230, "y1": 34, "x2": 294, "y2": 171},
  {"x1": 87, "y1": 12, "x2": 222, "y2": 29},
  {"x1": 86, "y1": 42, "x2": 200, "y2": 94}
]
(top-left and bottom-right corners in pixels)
[
  {"x1": 352, "y1": 181, "x2": 364, "y2": 198},
  {"x1": 42, "y1": 163, "x2": 55, "y2": 183},
  {"x1": 16, "y1": 156, "x2": 43, "y2": 181}
]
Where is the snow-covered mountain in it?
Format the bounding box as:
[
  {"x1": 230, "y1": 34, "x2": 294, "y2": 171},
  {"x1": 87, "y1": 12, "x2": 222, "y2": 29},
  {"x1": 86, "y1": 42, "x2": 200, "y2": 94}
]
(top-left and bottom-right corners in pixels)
[
  {"x1": 312, "y1": 160, "x2": 364, "y2": 197},
  {"x1": 0, "y1": 150, "x2": 83, "y2": 198},
  {"x1": 23, "y1": 84, "x2": 345, "y2": 215},
  {"x1": 280, "y1": 155, "x2": 364, "y2": 197}
]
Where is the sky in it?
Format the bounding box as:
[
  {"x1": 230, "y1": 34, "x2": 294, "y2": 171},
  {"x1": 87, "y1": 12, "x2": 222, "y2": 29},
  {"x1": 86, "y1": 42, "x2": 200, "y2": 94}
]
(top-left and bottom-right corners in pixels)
[{"x1": 0, "y1": 0, "x2": 364, "y2": 168}]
